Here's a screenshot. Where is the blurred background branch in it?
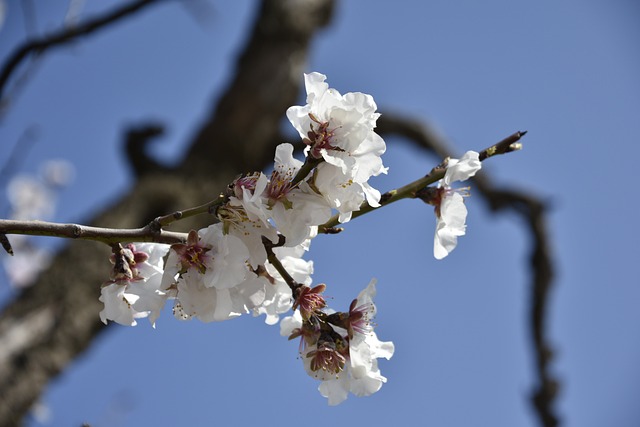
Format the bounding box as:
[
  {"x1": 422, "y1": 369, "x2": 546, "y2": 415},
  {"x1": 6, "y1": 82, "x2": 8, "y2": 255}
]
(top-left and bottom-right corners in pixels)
[
  {"x1": 0, "y1": 0, "x2": 166, "y2": 113},
  {"x1": 378, "y1": 113, "x2": 558, "y2": 427}
]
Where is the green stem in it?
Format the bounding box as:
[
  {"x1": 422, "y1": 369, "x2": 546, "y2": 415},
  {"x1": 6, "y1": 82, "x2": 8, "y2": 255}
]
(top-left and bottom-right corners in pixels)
[
  {"x1": 291, "y1": 157, "x2": 322, "y2": 187},
  {"x1": 153, "y1": 193, "x2": 226, "y2": 228},
  {"x1": 318, "y1": 167, "x2": 445, "y2": 232},
  {"x1": 318, "y1": 130, "x2": 526, "y2": 232}
]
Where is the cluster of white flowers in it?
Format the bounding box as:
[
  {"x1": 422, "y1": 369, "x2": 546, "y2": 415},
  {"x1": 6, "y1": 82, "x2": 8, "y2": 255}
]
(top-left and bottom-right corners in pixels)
[
  {"x1": 99, "y1": 242, "x2": 169, "y2": 327},
  {"x1": 287, "y1": 72, "x2": 388, "y2": 222},
  {"x1": 96, "y1": 72, "x2": 482, "y2": 404},
  {"x1": 280, "y1": 279, "x2": 394, "y2": 405}
]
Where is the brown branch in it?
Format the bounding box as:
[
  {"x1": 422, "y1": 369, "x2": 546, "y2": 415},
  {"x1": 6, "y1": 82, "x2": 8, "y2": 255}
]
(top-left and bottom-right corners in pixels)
[
  {"x1": 0, "y1": 219, "x2": 187, "y2": 246},
  {"x1": 0, "y1": 0, "x2": 166, "y2": 105},
  {"x1": 377, "y1": 112, "x2": 559, "y2": 427},
  {"x1": 480, "y1": 188, "x2": 558, "y2": 427},
  {"x1": 318, "y1": 130, "x2": 525, "y2": 232},
  {"x1": 0, "y1": 234, "x2": 12, "y2": 255},
  {"x1": 478, "y1": 131, "x2": 526, "y2": 161},
  {"x1": 124, "y1": 123, "x2": 167, "y2": 178}
]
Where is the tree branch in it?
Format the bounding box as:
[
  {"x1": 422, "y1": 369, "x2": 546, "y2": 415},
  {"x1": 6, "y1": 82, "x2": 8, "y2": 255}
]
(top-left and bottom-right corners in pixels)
[
  {"x1": 0, "y1": 219, "x2": 187, "y2": 246},
  {"x1": 0, "y1": 0, "x2": 166, "y2": 106},
  {"x1": 376, "y1": 112, "x2": 559, "y2": 427},
  {"x1": 318, "y1": 130, "x2": 525, "y2": 232}
]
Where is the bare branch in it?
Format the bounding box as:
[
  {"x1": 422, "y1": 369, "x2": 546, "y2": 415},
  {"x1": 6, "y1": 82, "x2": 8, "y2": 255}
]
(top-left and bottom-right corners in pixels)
[
  {"x1": 318, "y1": 129, "x2": 524, "y2": 232},
  {"x1": 377, "y1": 112, "x2": 559, "y2": 427},
  {"x1": 478, "y1": 131, "x2": 526, "y2": 161},
  {"x1": 0, "y1": 0, "x2": 166, "y2": 106},
  {"x1": 0, "y1": 219, "x2": 187, "y2": 246}
]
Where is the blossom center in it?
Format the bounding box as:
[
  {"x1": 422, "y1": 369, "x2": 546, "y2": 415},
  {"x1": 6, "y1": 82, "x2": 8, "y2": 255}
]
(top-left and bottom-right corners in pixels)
[
  {"x1": 293, "y1": 284, "x2": 327, "y2": 320},
  {"x1": 348, "y1": 299, "x2": 374, "y2": 338},
  {"x1": 304, "y1": 113, "x2": 343, "y2": 159},
  {"x1": 308, "y1": 341, "x2": 347, "y2": 375},
  {"x1": 419, "y1": 186, "x2": 471, "y2": 218},
  {"x1": 172, "y1": 230, "x2": 211, "y2": 274},
  {"x1": 267, "y1": 167, "x2": 295, "y2": 206},
  {"x1": 231, "y1": 173, "x2": 261, "y2": 199}
]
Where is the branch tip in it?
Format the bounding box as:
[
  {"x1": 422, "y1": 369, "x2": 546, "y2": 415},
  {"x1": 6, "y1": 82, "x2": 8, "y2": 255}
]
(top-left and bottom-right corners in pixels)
[
  {"x1": 1, "y1": 233, "x2": 13, "y2": 255},
  {"x1": 320, "y1": 226, "x2": 343, "y2": 235}
]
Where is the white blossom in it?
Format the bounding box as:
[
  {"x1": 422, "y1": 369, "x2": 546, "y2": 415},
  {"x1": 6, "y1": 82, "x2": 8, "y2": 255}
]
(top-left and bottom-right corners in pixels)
[
  {"x1": 161, "y1": 224, "x2": 267, "y2": 322},
  {"x1": 319, "y1": 342, "x2": 393, "y2": 406},
  {"x1": 99, "y1": 243, "x2": 170, "y2": 327},
  {"x1": 286, "y1": 72, "x2": 387, "y2": 222},
  {"x1": 217, "y1": 200, "x2": 278, "y2": 268},
  {"x1": 173, "y1": 275, "x2": 265, "y2": 322},
  {"x1": 254, "y1": 241, "x2": 313, "y2": 325},
  {"x1": 433, "y1": 151, "x2": 482, "y2": 259},
  {"x1": 267, "y1": 143, "x2": 332, "y2": 246},
  {"x1": 280, "y1": 279, "x2": 394, "y2": 405}
]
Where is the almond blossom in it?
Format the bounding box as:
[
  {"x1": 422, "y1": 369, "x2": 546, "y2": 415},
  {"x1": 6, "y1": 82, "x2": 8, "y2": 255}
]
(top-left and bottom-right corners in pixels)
[
  {"x1": 226, "y1": 144, "x2": 332, "y2": 248},
  {"x1": 253, "y1": 241, "x2": 314, "y2": 325},
  {"x1": 430, "y1": 151, "x2": 482, "y2": 259},
  {"x1": 99, "y1": 243, "x2": 170, "y2": 327},
  {"x1": 79, "y1": 71, "x2": 513, "y2": 407},
  {"x1": 280, "y1": 279, "x2": 394, "y2": 405},
  {"x1": 161, "y1": 224, "x2": 266, "y2": 322},
  {"x1": 267, "y1": 143, "x2": 332, "y2": 246},
  {"x1": 286, "y1": 72, "x2": 388, "y2": 222}
]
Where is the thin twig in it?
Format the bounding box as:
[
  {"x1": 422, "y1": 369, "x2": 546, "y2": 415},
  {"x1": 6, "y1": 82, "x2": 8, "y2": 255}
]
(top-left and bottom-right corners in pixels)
[
  {"x1": 318, "y1": 130, "x2": 524, "y2": 232},
  {"x1": 261, "y1": 234, "x2": 299, "y2": 291},
  {"x1": 0, "y1": 0, "x2": 165, "y2": 104},
  {"x1": 478, "y1": 130, "x2": 527, "y2": 161},
  {"x1": 152, "y1": 193, "x2": 226, "y2": 228}
]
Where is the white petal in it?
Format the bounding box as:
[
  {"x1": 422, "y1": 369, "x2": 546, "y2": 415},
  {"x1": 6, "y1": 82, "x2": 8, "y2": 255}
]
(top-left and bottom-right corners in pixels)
[
  {"x1": 304, "y1": 72, "x2": 329, "y2": 103},
  {"x1": 212, "y1": 288, "x2": 236, "y2": 321},
  {"x1": 348, "y1": 362, "x2": 386, "y2": 397},
  {"x1": 319, "y1": 376, "x2": 350, "y2": 406},
  {"x1": 444, "y1": 151, "x2": 481, "y2": 185},
  {"x1": 99, "y1": 283, "x2": 137, "y2": 326},
  {"x1": 279, "y1": 311, "x2": 303, "y2": 336},
  {"x1": 433, "y1": 193, "x2": 468, "y2": 259}
]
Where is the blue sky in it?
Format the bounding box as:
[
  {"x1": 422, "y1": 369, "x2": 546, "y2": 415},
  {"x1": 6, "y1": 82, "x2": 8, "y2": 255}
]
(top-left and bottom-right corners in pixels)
[{"x1": 1, "y1": 1, "x2": 639, "y2": 426}]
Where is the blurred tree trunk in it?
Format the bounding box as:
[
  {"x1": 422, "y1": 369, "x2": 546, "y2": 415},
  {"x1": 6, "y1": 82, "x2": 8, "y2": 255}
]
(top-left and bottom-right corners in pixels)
[{"x1": 0, "y1": 1, "x2": 335, "y2": 425}]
